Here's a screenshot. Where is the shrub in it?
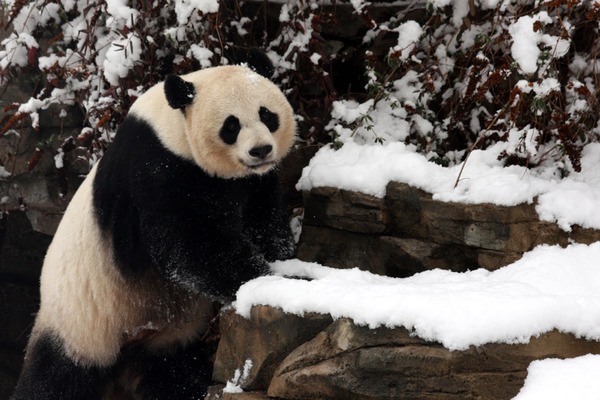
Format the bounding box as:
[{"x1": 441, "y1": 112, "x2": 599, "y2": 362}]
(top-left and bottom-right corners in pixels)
[
  {"x1": 1, "y1": 0, "x2": 599, "y2": 192},
  {"x1": 329, "y1": 0, "x2": 600, "y2": 175}
]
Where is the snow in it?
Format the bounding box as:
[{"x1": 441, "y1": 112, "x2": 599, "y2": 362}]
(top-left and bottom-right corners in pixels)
[
  {"x1": 103, "y1": 34, "x2": 142, "y2": 86},
  {"x1": 513, "y1": 354, "x2": 600, "y2": 400},
  {"x1": 509, "y1": 13, "x2": 551, "y2": 74},
  {"x1": 508, "y1": 12, "x2": 570, "y2": 75},
  {"x1": 0, "y1": 32, "x2": 38, "y2": 69},
  {"x1": 390, "y1": 21, "x2": 422, "y2": 61},
  {"x1": 174, "y1": 0, "x2": 219, "y2": 24},
  {"x1": 54, "y1": 149, "x2": 65, "y2": 169},
  {"x1": 330, "y1": 99, "x2": 374, "y2": 125},
  {"x1": 189, "y1": 44, "x2": 213, "y2": 68},
  {"x1": 223, "y1": 359, "x2": 253, "y2": 394},
  {"x1": 297, "y1": 141, "x2": 600, "y2": 231},
  {"x1": 310, "y1": 53, "x2": 322, "y2": 65},
  {"x1": 235, "y1": 242, "x2": 600, "y2": 351},
  {"x1": 106, "y1": 0, "x2": 139, "y2": 27},
  {"x1": 0, "y1": 166, "x2": 11, "y2": 179}
]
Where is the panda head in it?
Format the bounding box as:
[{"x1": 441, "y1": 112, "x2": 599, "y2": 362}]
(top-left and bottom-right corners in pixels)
[{"x1": 162, "y1": 66, "x2": 296, "y2": 179}]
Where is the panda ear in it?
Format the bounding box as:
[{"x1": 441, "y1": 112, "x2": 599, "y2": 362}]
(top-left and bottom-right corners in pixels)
[
  {"x1": 226, "y1": 47, "x2": 274, "y2": 80},
  {"x1": 164, "y1": 75, "x2": 196, "y2": 110}
]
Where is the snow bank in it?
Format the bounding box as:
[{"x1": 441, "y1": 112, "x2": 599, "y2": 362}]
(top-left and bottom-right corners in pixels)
[
  {"x1": 297, "y1": 141, "x2": 600, "y2": 231},
  {"x1": 513, "y1": 354, "x2": 600, "y2": 400},
  {"x1": 235, "y1": 242, "x2": 600, "y2": 351}
]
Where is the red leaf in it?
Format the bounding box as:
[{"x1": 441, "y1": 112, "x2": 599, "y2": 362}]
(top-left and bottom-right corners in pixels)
[{"x1": 27, "y1": 47, "x2": 37, "y2": 66}]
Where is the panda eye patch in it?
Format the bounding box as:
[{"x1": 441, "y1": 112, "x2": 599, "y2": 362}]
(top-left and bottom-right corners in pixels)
[
  {"x1": 259, "y1": 106, "x2": 279, "y2": 133},
  {"x1": 219, "y1": 115, "x2": 241, "y2": 145}
]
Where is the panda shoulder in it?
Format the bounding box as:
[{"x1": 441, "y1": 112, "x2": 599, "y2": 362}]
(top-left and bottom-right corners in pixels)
[{"x1": 127, "y1": 82, "x2": 192, "y2": 160}]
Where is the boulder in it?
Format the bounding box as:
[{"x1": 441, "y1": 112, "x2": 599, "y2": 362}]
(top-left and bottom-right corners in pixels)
[
  {"x1": 302, "y1": 186, "x2": 387, "y2": 234},
  {"x1": 212, "y1": 306, "x2": 332, "y2": 390},
  {"x1": 268, "y1": 317, "x2": 600, "y2": 400}
]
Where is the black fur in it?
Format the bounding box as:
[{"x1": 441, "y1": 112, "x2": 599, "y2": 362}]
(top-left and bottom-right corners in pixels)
[
  {"x1": 123, "y1": 339, "x2": 214, "y2": 399},
  {"x1": 259, "y1": 106, "x2": 279, "y2": 132},
  {"x1": 225, "y1": 47, "x2": 275, "y2": 79},
  {"x1": 164, "y1": 75, "x2": 196, "y2": 109},
  {"x1": 219, "y1": 115, "x2": 241, "y2": 145},
  {"x1": 11, "y1": 334, "x2": 106, "y2": 400},
  {"x1": 11, "y1": 331, "x2": 215, "y2": 399},
  {"x1": 93, "y1": 115, "x2": 294, "y2": 298}
]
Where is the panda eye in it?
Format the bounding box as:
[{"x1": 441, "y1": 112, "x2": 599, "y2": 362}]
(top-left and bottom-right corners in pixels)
[
  {"x1": 219, "y1": 115, "x2": 241, "y2": 145},
  {"x1": 259, "y1": 106, "x2": 279, "y2": 133}
]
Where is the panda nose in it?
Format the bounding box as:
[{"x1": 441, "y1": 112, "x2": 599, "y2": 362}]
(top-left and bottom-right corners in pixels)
[{"x1": 249, "y1": 145, "x2": 273, "y2": 159}]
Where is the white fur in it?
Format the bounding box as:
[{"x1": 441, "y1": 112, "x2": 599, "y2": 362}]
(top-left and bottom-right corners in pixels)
[
  {"x1": 33, "y1": 164, "x2": 214, "y2": 367},
  {"x1": 130, "y1": 65, "x2": 297, "y2": 178}
]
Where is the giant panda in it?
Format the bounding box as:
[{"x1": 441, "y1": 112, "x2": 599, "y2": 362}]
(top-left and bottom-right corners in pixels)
[{"x1": 12, "y1": 61, "x2": 297, "y2": 399}]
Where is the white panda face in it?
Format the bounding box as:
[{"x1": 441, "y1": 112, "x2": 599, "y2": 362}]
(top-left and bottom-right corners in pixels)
[{"x1": 172, "y1": 66, "x2": 296, "y2": 179}]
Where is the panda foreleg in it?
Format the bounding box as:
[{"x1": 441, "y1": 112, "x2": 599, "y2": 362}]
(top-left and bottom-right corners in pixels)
[
  {"x1": 244, "y1": 172, "x2": 295, "y2": 262},
  {"x1": 140, "y1": 211, "x2": 270, "y2": 298},
  {"x1": 12, "y1": 333, "x2": 107, "y2": 400}
]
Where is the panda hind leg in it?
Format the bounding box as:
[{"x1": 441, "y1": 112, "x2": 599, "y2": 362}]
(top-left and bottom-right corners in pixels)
[{"x1": 11, "y1": 332, "x2": 107, "y2": 400}]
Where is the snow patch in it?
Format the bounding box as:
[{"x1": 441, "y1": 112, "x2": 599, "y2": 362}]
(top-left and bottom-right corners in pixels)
[
  {"x1": 513, "y1": 354, "x2": 600, "y2": 400},
  {"x1": 223, "y1": 359, "x2": 253, "y2": 394},
  {"x1": 390, "y1": 21, "x2": 422, "y2": 61},
  {"x1": 235, "y1": 242, "x2": 600, "y2": 351}
]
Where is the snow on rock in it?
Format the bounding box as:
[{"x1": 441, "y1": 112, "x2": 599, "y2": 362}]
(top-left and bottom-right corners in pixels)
[
  {"x1": 513, "y1": 354, "x2": 600, "y2": 400},
  {"x1": 223, "y1": 359, "x2": 253, "y2": 394},
  {"x1": 297, "y1": 141, "x2": 600, "y2": 231},
  {"x1": 235, "y1": 242, "x2": 600, "y2": 351}
]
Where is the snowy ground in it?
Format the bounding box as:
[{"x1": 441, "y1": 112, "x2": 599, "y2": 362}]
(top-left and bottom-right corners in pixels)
[{"x1": 235, "y1": 140, "x2": 600, "y2": 398}]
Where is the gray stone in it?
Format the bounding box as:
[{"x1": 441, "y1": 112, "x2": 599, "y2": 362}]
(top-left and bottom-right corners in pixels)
[
  {"x1": 380, "y1": 236, "x2": 478, "y2": 273},
  {"x1": 303, "y1": 187, "x2": 387, "y2": 234},
  {"x1": 384, "y1": 182, "x2": 425, "y2": 235},
  {"x1": 477, "y1": 249, "x2": 522, "y2": 271},
  {"x1": 463, "y1": 222, "x2": 510, "y2": 251},
  {"x1": 296, "y1": 225, "x2": 390, "y2": 275}
]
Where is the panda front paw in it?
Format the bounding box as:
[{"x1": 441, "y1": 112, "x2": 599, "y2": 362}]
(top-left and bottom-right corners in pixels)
[
  {"x1": 213, "y1": 253, "x2": 270, "y2": 299},
  {"x1": 262, "y1": 235, "x2": 295, "y2": 262}
]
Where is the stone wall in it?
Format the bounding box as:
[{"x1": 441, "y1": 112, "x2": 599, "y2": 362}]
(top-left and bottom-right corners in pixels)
[{"x1": 297, "y1": 183, "x2": 600, "y2": 276}]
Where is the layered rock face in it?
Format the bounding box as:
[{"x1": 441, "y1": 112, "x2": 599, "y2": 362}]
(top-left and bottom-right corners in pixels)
[
  {"x1": 298, "y1": 183, "x2": 600, "y2": 275},
  {"x1": 212, "y1": 307, "x2": 600, "y2": 400}
]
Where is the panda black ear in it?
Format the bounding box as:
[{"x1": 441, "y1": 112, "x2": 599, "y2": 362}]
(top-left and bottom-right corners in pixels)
[
  {"x1": 225, "y1": 47, "x2": 274, "y2": 80},
  {"x1": 164, "y1": 75, "x2": 196, "y2": 110}
]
